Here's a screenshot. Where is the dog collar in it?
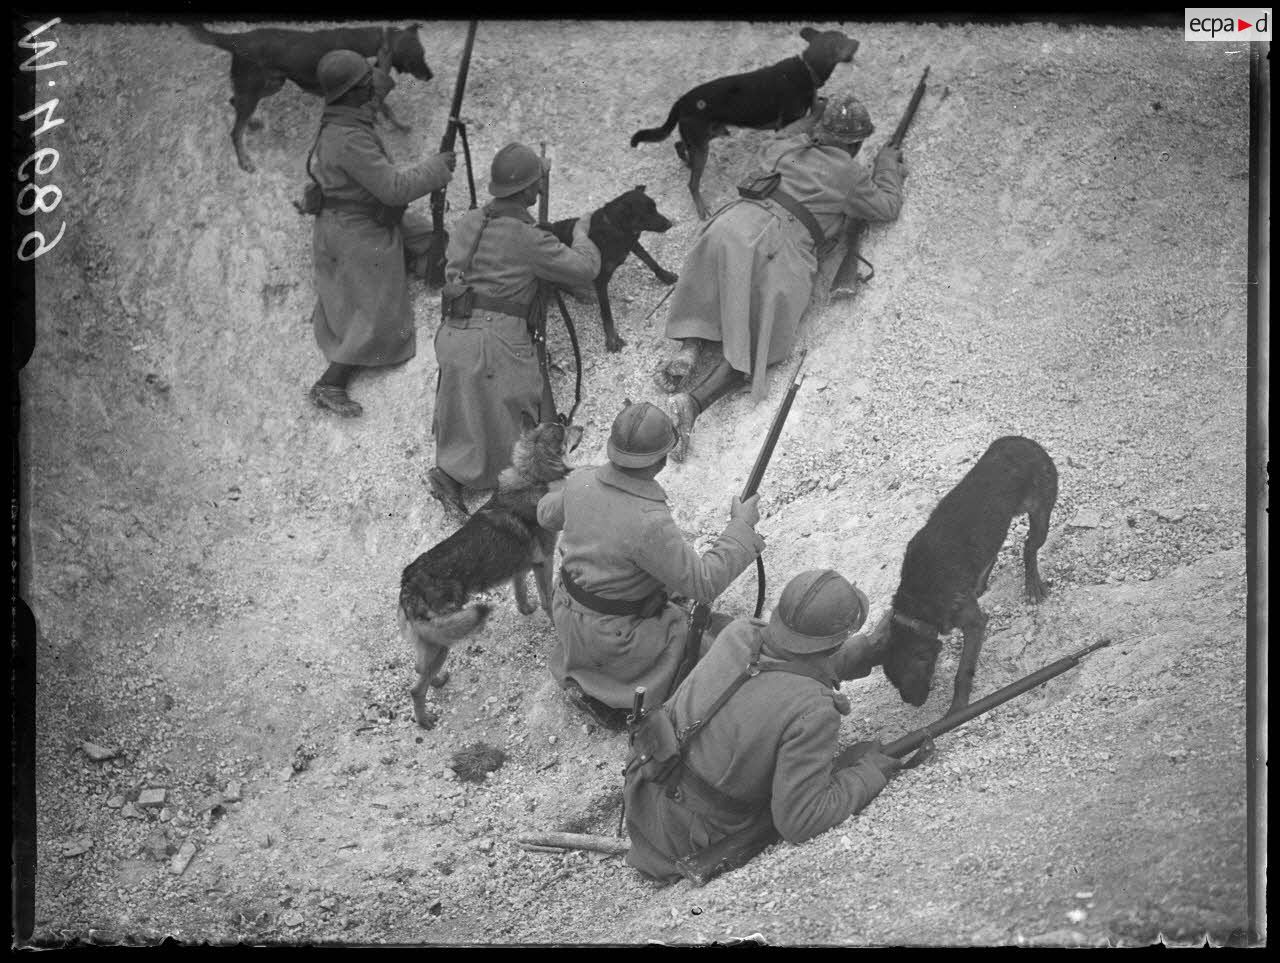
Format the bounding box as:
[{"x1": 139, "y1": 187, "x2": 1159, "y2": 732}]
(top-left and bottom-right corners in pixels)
[
  {"x1": 891, "y1": 610, "x2": 940, "y2": 639},
  {"x1": 797, "y1": 53, "x2": 822, "y2": 90}
]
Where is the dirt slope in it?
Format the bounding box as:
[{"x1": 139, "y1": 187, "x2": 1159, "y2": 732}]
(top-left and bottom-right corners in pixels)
[{"x1": 21, "y1": 18, "x2": 1253, "y2": 946}]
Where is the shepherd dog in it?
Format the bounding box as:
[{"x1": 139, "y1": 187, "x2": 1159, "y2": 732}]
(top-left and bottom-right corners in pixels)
[
  {"x1": 546, "y1": 186, "x2": 679, "y2": 353},
  {"x1": 629, "y1": 27, "x2": 859, "y2": 219},
  {"x1": 397, "y1": 415, "x2": 583, "y2": 728},
  {"x1": 882, "y1": 436, "x2": 1058, "y2": 714},
  {"x1": 186, "y1": 22, "x2": 432, "y2": 173}
]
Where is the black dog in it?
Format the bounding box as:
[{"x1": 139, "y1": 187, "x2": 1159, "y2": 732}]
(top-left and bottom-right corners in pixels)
[
  {"x1": 629, "y1": 27, "x2": 859, "y2": 219},
  {"x1": 546, "y1": 186, "x2": 678, "y2": 352},
  {"x1": 187, "y1": 23, "x2": 432, "y2": 173},
  {"x1": 882, "y1": 437, "x2": 1058, "y2": 715}
]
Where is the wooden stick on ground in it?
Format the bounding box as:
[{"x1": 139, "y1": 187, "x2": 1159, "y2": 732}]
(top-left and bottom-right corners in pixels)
[{"x1": 516, "y1": 832, "x2": 630, "y2": 856}]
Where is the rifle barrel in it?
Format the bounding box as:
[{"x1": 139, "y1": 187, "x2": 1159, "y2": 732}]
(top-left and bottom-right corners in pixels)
[
  {"x1": 888, "y1": 65, "x2": 930, "y2": 149},
  {"x1": 741, "y1": 350, "x2": 807, "y2": 499},
  {"x1": 441, "y1": 21, "x2": 478, "y2": 153},
  {"x1": 882, "y1": 637, "x2": 1112, "y2": 757}
]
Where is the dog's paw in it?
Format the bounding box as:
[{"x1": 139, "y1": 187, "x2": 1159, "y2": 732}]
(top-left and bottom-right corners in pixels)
[
  {"x1": 429, "y1": 669, "x2": 451, "y2": 689},
  {"x1": 1026, "y1": 580, "x2": 1051, "y2": 603},
  {"x1": 605, "y1": 333, "x2": 628, "y2": 353},
  {"x1": 247, "y1": 117, "x2": 264, "y2": 132},
  {"x1": 238, "y1": 157, "x2": 257, "y2": 174},
  {"x1": 517, "y1": 600, "x2": 539, "y2": 616},
  {"x1": 474, "y1": 603, "x2": 494, "y2": 624},
  {"x1": 656, "y1": 270, "x2": 679, "y2": 286}
]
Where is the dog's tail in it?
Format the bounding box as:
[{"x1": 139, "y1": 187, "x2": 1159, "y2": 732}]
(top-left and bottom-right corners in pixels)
[
  {"x1": 398, "y1": 603, "x2": 494, "y2": 650},
  {"x1": 630, "y1": 101, "x2": 681, "y2": 148},
  {"x1": 186, "y1": 22, "x2": 236, "y2": 52}
]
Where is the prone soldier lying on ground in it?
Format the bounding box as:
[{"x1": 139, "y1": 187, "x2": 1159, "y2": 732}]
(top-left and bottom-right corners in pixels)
[{"x1": 653, "y1": 95, "x2": 907, "y2": 461}]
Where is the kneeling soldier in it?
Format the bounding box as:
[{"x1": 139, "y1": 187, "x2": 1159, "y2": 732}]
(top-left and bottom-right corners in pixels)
[
  {"x1": 536, "y1": 401, "x2": 764, "y2": 728},
  {"x1": 623, "y1": 568, "x2": 902, "y2": 882}
]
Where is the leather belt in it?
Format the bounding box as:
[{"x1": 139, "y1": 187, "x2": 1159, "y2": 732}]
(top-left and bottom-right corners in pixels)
[
  {"x1": 559, "y1": 566, "x2": 665, "y2": 617},
  {"x1": 442, "y1": 290, "x2": 531, "y2": 324}
]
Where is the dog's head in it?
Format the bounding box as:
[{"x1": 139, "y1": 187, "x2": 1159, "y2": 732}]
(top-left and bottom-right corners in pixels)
[
  {"x1": 881, "y1": 617, "x2": 942, "y2": 707},
  {"x1": 390, "y1": 24, "x2": 433, "y2": 82},
  {"x1": 508, "y1": 412, "x2": 584, "y2": 485},
  {"x1": 798, "y1": 27, "x2": 859, "y2": 77},
  {"x1": 604, "y1": 185, "x2": 674, "y2": 236}
]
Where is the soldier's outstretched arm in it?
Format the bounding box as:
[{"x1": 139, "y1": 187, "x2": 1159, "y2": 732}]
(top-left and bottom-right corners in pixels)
[
  {"x1": 340, "y1": 131, "x2": 452, "y2": 206},
  {"x1": 632, "y1": 506, "x2": 763, "y2": 603},
  {"x1": 771, "y1": 707, "x2": 890, "y2": 844}
]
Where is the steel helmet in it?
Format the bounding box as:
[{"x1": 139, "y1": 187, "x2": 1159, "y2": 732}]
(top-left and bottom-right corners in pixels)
[
  {"x1": 318, "y1": 50, "x2": 373, "y2": 104},
  {"x1": 487, "y1": 142, "x2": 547, "y2": 198},
  {"x1": 769, "y1": 569, "x2": 869, "y2": 655},
  {"x1": 819, "y1": 95, "x2": 875, "y2": 143},
  {"x1": 607, "y1": 402, "x2": 677, "y2": 468}
]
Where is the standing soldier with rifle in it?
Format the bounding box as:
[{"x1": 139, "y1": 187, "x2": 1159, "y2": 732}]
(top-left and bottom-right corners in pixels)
[
  {"x1": 428, "y1": 140, "x2": 600, "y2": 515},
  {"x1": 305, "y1": 49, "x2": 456, "y2": 418},
  {"x1": 535, "y1": 401, "x2": 764, "y2": 729},
  {"x1": 651, "y1": 92, "x2": 912, "y2": 461}
]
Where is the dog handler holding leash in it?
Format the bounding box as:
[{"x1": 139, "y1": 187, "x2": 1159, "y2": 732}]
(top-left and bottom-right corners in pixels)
[
  {"x1": 653, "y1": 95, "x2": 907, "y2": 460},
  {"x1": 428, "y1": 142, "x2": 600, "y2": 516},
  {"x1": 307, "y1": 50, "x2": 456, "y2": 418}
]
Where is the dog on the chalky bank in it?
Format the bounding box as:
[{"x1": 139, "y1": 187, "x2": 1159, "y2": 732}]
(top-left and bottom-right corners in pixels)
[{"x1": 397, "y1": 415, "x2": 582, "y2": 728}]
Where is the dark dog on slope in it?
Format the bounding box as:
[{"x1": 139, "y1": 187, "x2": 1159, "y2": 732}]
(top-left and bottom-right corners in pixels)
[
  {"x1": 398, "y1": 415, "x2": 583, "y2": 728},
  {"x1": 629, "y1": 27, "x2": 859, "y2": 220},
  {"x1": 186, "y1": 23, "x2": 432, "y2": 173},
  {"x1": 546, "y1": 186, "x2": 679, "y2": 353},
  {"x1": 882, "y1": 436, "x2": 1058, "y2": 715}
]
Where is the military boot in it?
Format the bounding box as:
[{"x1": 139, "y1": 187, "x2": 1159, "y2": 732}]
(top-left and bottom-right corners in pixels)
[
  {"x1": 427, "y1": 467, "x2": 468, "y2": 519},
  {"x1": 309, "y1": 382, "x2": 363, "y2": 418}
]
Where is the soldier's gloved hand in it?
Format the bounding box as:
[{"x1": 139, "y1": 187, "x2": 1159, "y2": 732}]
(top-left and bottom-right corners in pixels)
[
  {"x1": 730, "y1": 493, "x2": 761, "y2": 528},
  {"x1": 572, "y1": 215, "x2": 593, "y2": 240},
  {"x1": 835, "y1": 739, "x2": 903, "y2": 777},
  {"x1": 438, "y1": 150, "x2": 458, "y2": 172},
  {"x1": 877, "y1": 145, "x2": 907, "y2": 180}
]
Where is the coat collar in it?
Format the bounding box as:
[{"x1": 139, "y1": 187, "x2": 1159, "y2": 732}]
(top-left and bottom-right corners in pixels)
[
  {"x1": 320, "y1": 103, "x2": 379, "y2": 128},
  {"x1": 596, "y1": 463, "x2": 667, "y2": 502},
  {"x1": 484, "y1": 197, "x2": 535, "y2": 222}
]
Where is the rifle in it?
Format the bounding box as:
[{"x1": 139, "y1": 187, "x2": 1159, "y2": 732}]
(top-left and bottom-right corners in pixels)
[
  {"x1": 673, "y1": 637, "x2": 1112, "y2": 886},
  {"x1": 673, "y1": 350, "x2": 808, "y2": 688},
  {"x1": 426, "y1": 21, "x2": 478, "y2": 287},
  {"x1": 531, "y1": 142, "x2": 558, "y2": 420},
  {"x1": 830, "y1": 65, "x2": 930, "y2": 297}
]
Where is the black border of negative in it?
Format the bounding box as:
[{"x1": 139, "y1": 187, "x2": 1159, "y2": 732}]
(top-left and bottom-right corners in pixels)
[{"x1": 8, "y1": 7, "x2": 1270, "y2": 948}]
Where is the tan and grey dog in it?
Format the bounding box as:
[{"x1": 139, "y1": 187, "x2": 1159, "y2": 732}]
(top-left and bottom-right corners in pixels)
[{"x1": 398, "y1": 415, "x2": 583, "y2": 728}]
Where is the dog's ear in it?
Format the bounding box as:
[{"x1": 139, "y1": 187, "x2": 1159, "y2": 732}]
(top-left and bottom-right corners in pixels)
[
  {"x1": 800, "y1": 26, "x2": 818, "y2": 42},
  {"x1": 520, "y1": 410, "x2": 538, "y2": 432},
  {"x1": 634, "y1": 184, "x2": 647, "y2": 193}
]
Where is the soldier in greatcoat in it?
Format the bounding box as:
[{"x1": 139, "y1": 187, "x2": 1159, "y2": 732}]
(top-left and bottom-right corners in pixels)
[
  {"x1": 653, "y1": 96, "x2": 907, "y2": 460},
  {"x1": 623, "y1": 569, "x2": 903, "y2": 882},
  {"x1": 308, "y1": 50, "x2": 456, "y2": 418},
  {"x1": 429, "y1": 143, "x2": 601, "y2": 515},
  {"x1": 536, "y1": 402, "x2": 764, "y2": 728}
]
